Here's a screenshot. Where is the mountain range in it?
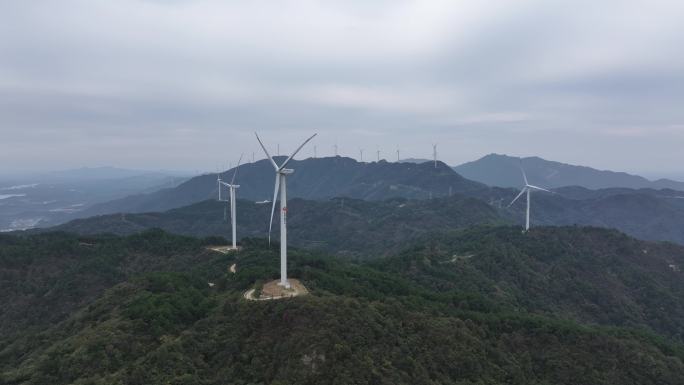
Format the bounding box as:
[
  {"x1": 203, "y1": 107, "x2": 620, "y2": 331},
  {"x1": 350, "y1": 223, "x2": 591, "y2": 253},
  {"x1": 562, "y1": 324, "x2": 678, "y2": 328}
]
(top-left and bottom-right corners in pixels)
[
  {"x1": 77, "y1": 155, "x2": 684, "y2": 225},
  {"x1": 41, "y1": 183, "x2": 684, "y2": 252},
  {"x1": 42, "y1": 196, "x2": 502, "y2": 258},
  {"x1": 76, "y1": 157, "x2": 484, "y2": 218},
  {"x1": 454, "y1": 154, "x2": 684, "y2": 190},
  {"x1": 0, "y1": 168, "x2": 188, "y2": 232}
]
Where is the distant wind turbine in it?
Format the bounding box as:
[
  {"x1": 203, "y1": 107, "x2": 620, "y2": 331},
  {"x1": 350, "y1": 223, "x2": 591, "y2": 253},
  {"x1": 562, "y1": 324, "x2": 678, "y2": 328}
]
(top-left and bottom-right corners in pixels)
[
  {"x1": 256, "y1": 132, "x2": 317, "y2": 288},
  {"x1": 396, "y1": 148, "x2": 400, "y2": 162},
  {"x1": 360, "y1": 148, "x2": 364, "y2": 162},
  {"x1": 218, "y1": 154, "x2": 243, "y2": 249},
  {"x1": 334, "y1": 144, "x2": 338, "y2": 156},
  {"x1": 433, "y1": 144, "x2": 437, "y2": 168},
  {"x1": 508, "y1": 160, "x2": 551, "y2": 232},
  {"x1": 217, "y1": 169, "x2": 228, "y2": 221}
]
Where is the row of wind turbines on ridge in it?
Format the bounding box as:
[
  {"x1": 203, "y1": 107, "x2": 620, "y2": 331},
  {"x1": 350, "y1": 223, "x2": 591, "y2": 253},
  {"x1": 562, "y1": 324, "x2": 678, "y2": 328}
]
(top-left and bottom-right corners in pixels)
[{"x1": 227, "y1": 142, "x2": 441, "y2": 169}]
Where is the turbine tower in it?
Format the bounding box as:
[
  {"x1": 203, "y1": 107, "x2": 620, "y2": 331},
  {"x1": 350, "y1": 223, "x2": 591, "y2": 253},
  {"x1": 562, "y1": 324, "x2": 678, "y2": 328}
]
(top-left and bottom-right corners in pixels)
[
  {"x1": 218, "y1": 154, "x2": 243, "y2": 249},
  {"x1": 360, "y1": 148, "x2": 364, "y2": 162},
  {"x1": 508, "y1": 160, "x2": 551, "y2": 232},
  {"x1": 217, "y1": 170, "x2": 228, "y2": 221},
  {"x1": 256, "y1": 132, "x2": 317, "y2": 288},
  {"x1": 433, "y1": 144, "x2": 437, "y2": 168}
]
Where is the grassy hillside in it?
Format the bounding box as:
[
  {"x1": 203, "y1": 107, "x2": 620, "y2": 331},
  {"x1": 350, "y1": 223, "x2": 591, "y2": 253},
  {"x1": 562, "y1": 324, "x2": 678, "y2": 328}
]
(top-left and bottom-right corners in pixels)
[{"x1": 2, "y1": 227, "x2": 684, "y2": 384}]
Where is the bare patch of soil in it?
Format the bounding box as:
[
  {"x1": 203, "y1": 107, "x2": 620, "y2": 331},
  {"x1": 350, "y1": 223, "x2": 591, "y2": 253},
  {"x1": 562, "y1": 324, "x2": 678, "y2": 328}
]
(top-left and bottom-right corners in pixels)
[{"x1": 244, "y1": 279, "x2": 308, "y2": 301}]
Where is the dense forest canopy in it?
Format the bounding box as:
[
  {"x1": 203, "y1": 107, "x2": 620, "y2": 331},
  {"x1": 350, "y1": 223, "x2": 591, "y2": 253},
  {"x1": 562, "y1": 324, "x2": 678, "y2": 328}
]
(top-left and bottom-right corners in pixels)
[{"x1": 2, "y1": 227, "x2": 684, "y2": 384}]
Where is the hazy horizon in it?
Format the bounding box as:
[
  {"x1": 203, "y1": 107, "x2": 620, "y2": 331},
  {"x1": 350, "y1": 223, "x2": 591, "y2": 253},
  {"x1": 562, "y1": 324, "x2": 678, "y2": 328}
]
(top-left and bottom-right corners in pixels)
[
  {"x1": 3, "y1": 153, "x2": 684, "y2": 183},
  {"x1": 2, "y1": 1, "x2": 683, "y2": 175}
]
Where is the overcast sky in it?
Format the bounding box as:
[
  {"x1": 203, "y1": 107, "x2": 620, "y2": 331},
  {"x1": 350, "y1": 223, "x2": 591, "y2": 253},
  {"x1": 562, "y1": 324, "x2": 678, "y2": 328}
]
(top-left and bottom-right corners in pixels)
[{"x1": 1, "y1": 0, "x2": 683, "y2": 176}]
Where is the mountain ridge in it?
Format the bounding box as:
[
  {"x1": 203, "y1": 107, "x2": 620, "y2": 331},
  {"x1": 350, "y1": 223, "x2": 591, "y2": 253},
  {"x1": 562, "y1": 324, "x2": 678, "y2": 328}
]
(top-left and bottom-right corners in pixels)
[
  {"x1": 32, "y1": 184, "x2": 684, "y2": 251},
  {"x1": 454, "y1": 153, "x2": 684, "y2": 190},
  {"x1": 76, "y1": 157, "x2": 485, "y2": 219}
]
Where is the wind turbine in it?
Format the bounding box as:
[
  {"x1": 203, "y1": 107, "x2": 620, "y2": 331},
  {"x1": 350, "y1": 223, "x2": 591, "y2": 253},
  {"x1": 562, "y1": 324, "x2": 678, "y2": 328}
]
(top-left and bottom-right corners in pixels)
[
  {"x1": 217, "y1": 169, "x2": 229, "y2": 221},
  {"x1": 508, "y1": 160, "x2": 551, "y2": 232},
  {"x1": 218, "y1": 154, "x2": 243, "y2": 249},
  {"x1": 360, "y1": 148, "x2": 364, "y2": 162},
  {"x1": 256, "y1": 132, "x2": 317, "y2": 288},
  {"x1": 433, "y1": 144, "x2": 437, "y2": 168}
]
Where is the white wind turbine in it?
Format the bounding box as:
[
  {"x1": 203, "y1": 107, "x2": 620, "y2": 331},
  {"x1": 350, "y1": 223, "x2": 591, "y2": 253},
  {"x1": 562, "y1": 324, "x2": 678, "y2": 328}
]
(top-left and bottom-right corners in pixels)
[
  {"x1": 433, "y1": 144, "x2": 438, "y2": 168},
  {"x1": 508, "y1": 160, "x2": 551, "y2": 232},
  {"x1": 218, "y1": 154, "x2": 243, "y2": 249},
  {"x1": 256, "y1": 132, "x2": 317, "y2": 288},
  {"x1": 217, "y1": 170, "x2": 228, "y2": 221}
]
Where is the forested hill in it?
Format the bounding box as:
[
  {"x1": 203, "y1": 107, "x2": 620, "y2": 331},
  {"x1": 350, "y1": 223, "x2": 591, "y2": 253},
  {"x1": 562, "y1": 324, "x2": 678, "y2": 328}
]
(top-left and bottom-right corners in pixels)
[
  {"x1": 41, "y1": 196, "x2": 504, "y2": 258},
  {"x1": 2, "y1": 227, "x2": 684, "y2": 384},
  {"x1": 380, "y1": 226, "x2": 684, "y2": 340},
  {"x1": 77, "y1": 156, "x2": 485, "y2": 218},
  {"x1": 41, "y1": 184, "x2": 684, "y2": 250}
]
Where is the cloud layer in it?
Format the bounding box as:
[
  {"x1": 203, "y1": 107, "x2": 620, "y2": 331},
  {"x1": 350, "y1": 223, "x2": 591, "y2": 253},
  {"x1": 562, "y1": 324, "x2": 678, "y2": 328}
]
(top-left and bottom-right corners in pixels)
[{"x1": 1, "y1": 0, "x2": 683, "y2": 174}]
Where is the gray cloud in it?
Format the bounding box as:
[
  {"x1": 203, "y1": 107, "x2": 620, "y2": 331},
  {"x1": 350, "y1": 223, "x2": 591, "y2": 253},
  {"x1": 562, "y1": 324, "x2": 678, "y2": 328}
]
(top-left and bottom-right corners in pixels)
[{"x1": 0, "y1": 0, "x2": 682, "y2": 175}]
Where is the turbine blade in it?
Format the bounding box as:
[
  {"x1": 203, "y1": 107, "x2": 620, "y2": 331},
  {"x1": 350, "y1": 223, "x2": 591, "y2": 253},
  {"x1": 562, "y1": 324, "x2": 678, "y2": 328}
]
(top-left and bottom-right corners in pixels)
[
  {"x1": 508, "y1": 187, "x2": 527, "y2": 207},
  {"x1": 519, "y1": 159, "x2": 529, "y2": 185},
  {"x1": 268, "y1": 174, "x2": 280, "y2": 245},
  {"x1": 279, "y1": 133, "x2": 317, "y2": 170},
  {"x1": 231, "y1": 153, "x2": 243, "y2": 184},
  {"x1": 255, "y1": 132, "x2": 279, "y2": 170},
  {"x1": 528, "y1": 185, "x2": 551, "y2": 193}
]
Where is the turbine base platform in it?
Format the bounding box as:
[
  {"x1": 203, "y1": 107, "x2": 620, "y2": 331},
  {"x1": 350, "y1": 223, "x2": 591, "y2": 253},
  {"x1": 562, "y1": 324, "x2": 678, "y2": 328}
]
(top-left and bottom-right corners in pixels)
[{"x1": 243, "y1": 279, "x2": 308, "y2": 301}]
